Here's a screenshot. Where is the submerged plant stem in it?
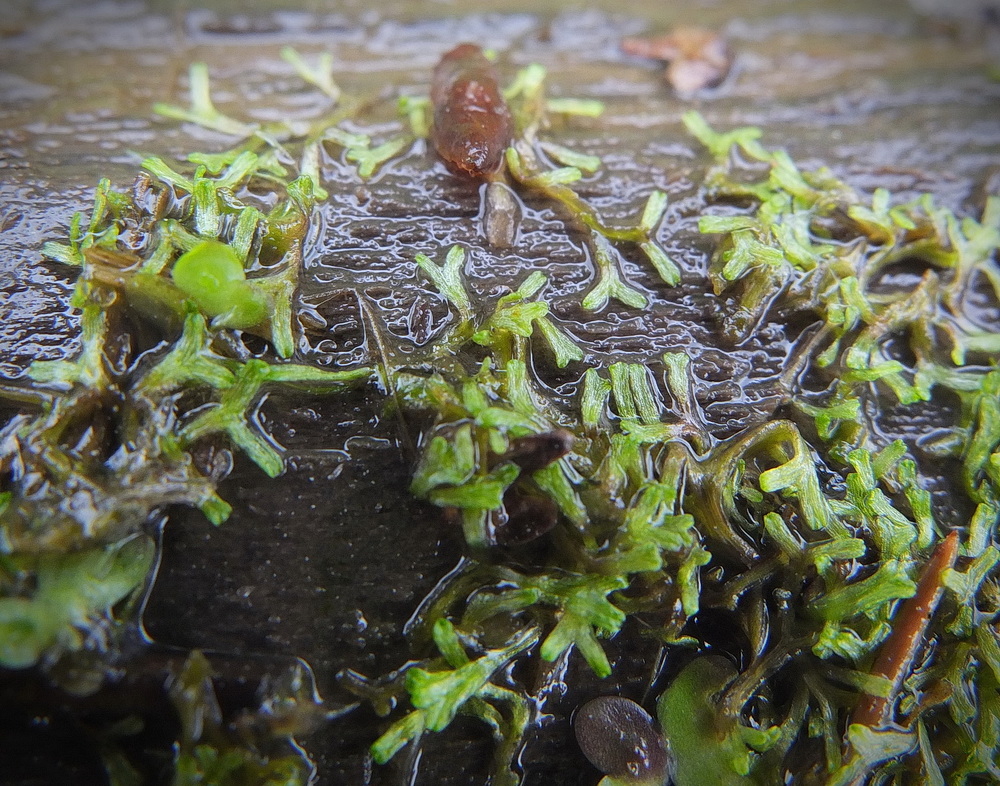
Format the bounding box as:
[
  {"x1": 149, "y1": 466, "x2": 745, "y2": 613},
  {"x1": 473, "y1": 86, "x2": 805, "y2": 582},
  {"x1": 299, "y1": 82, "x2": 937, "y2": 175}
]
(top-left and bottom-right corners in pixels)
[{"x1": 849, "y1": 530, "x2": 959, "y2": 731}]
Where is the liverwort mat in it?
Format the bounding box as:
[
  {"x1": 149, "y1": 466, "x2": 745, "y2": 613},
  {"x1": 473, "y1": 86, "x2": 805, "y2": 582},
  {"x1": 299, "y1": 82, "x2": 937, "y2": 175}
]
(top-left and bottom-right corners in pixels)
[{"x1": 2, "y1": 40, "x2": 999, "y2": 786}]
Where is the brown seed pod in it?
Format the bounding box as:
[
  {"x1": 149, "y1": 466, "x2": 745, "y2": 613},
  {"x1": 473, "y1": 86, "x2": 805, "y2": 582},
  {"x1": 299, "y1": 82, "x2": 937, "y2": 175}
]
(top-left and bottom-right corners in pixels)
[{"x1": 430, "y1": 43, "x2": 514, "y2": 178}]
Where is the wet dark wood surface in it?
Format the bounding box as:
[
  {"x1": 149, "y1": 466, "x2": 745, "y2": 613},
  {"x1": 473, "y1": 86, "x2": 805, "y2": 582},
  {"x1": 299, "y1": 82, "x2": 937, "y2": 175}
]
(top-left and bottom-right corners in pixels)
[{"x1": 1, "y1": 1, "x2": 999, "y2": 783}]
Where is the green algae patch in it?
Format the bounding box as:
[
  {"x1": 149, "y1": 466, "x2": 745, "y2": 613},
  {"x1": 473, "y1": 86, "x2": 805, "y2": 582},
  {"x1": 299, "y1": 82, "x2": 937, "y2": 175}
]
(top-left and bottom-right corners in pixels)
[{"x1": 0, "y1": 536, "x2": 154, "y2": 670}]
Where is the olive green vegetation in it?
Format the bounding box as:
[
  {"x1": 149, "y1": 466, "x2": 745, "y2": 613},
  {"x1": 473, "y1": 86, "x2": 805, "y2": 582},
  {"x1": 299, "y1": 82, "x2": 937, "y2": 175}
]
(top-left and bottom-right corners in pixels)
[{"x1": 1, "y1": 47, "x2": 999, "y2": 786}]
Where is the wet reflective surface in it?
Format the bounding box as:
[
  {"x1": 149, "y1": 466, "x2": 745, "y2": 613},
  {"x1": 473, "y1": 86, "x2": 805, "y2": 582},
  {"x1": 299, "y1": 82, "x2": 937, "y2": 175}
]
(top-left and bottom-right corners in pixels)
[{"x1": 2, "y1": 0, "x2": 999, "y2": 783}]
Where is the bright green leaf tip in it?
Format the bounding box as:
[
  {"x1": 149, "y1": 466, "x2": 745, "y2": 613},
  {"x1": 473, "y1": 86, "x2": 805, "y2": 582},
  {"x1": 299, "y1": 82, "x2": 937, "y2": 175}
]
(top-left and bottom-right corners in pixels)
[{"x1": 171, "y1": 240, "x2": 267, "y2": 329}]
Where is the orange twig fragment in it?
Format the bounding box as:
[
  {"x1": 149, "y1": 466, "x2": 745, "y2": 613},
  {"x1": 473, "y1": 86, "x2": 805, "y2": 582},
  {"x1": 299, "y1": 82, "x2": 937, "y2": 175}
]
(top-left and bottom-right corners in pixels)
[{"x1": 851, "y1": 530, "x2": 960, "y2": 729}]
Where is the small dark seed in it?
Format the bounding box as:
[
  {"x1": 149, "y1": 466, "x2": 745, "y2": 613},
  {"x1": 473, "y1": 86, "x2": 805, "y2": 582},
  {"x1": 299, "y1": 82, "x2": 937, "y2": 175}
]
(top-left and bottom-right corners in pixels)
[
  {"x1": 500, "y1": 429, "x2": 574, "y2": 474},
  {"x1": 574, "y1": 696, "x2": 671, "y2": 784}
]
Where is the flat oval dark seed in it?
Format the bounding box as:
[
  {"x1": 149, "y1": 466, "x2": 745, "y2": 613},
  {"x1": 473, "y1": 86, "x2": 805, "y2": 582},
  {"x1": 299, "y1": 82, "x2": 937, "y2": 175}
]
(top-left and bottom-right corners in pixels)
[{"x1": 574, "y1": 695, "x2": 671, "y2": 784}]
